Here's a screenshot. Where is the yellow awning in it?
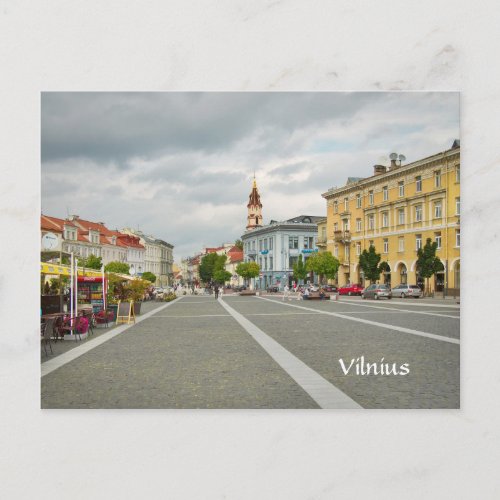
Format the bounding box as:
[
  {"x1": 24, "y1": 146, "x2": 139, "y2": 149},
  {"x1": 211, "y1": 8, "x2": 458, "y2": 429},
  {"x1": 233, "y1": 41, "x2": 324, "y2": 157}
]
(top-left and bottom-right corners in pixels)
[{"x1": 40, "y1": 262, "x2": 102, "y2": 277}]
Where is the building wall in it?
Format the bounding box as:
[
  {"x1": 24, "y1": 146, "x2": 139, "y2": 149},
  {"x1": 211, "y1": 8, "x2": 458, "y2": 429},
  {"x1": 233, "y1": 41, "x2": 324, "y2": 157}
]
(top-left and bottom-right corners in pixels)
[{"x1": 323, "y1": 147, "x2": 460, "y2": 291}]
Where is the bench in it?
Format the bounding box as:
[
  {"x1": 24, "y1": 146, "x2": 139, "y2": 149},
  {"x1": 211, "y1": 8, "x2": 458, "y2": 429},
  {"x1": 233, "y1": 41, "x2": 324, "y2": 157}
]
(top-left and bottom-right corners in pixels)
[{"x1": 239, "y1": 290, "x2": 257, "y2": 296}]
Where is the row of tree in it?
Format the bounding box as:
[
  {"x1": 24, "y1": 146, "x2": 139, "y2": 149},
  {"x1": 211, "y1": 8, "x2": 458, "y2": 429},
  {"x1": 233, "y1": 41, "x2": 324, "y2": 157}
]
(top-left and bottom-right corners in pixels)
[{"x1": 200, "y1": 237, "x2": 443, "y2": 295}]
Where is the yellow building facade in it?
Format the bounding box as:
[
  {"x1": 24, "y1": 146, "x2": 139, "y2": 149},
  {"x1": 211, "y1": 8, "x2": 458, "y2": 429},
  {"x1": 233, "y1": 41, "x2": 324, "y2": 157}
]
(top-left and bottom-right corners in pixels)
[{"x1": 322, "y1": 144, "x2": 460, "y2": 294}]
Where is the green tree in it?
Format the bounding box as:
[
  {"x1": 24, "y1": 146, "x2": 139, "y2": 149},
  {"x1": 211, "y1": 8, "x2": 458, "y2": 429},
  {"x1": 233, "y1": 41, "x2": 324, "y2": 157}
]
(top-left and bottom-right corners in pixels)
[
  {"x1": 213, "y1": 269, "x2": 232, "y2": 284},
  {"x1": 292, "y1": 254, "x2": 308, "y2": 284},
  {"x1": 359, "y1": 245, "x2": 383, "y2": 283},
  {"x1": 80, "y1": 254, "x2": 103, "y2": 270},
  {"x1": 305, "y1": 252, "x2": 340, "y2": 284},
  {"x1": 142, "y1": 271, "x2": 156, "y2": 283},
  {"x1": 234, "y1": 239, "x2": 243, "y2": 250},
  {"x1": 199, "y1": 253, "x2": 227, "y2": 283},
  {"x1": 236, "y1": 261, "x2": 260, "y2": 286},
  {"x1": 416, "y1": 238, "x2": 444, "y2": 296},
  {"x1": 104, "y1": 261, "x2": 130, "y2": 274}
]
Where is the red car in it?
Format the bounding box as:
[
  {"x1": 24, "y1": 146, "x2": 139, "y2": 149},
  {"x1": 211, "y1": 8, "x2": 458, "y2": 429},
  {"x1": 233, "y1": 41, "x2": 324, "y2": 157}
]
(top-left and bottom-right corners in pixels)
[{"x1": 338, "y1": 283, "x2": 364, "y2": 296}]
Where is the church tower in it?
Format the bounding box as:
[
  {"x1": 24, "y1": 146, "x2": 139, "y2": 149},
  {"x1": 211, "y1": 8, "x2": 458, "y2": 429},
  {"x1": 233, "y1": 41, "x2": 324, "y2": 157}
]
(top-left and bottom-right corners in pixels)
[{"x1": 246, "y1": 176, "x2": 263, "y2": 230}]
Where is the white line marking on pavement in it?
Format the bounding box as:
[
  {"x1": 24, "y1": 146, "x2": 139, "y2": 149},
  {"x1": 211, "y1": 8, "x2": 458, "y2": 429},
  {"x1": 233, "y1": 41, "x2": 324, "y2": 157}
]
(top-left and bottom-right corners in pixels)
[
  {"x1": 257, "y1": 297, "x2": 460, "y2": 345},
  {"x1": 328, "y1": 300, "x2": 459, "y2": 319},
  {"x1": 149, "y1": 314, "x2": 231, "y2": 318},
  {"x1": 246, "y1": 312, "x2": 317, "y2": 316},
  {"x1": 339, "y1": 298, "x2": 460, "y2": 309},
  {"x1": 219, "y1": 298, "x2": 362, "y2": 409},
  {"x1": 41, "y1": 297, "x2": 185, "y2": 378}
]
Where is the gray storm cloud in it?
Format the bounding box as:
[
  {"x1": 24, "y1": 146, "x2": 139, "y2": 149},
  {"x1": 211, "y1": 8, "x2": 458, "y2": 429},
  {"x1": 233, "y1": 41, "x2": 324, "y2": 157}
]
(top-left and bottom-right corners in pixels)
[{"x1": 41, "y1": 92, "x2": 459, "y2": 259}]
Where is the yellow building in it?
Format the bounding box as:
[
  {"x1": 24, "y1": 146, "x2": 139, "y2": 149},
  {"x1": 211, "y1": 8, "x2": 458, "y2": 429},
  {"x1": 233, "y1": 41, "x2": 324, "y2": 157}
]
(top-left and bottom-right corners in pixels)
[
  {"x1": 322, "y1": 142, "x2": 460, "y2": 294},
  {"x1": 316, "y1": 217, "x2": 327, "y2": 252}
]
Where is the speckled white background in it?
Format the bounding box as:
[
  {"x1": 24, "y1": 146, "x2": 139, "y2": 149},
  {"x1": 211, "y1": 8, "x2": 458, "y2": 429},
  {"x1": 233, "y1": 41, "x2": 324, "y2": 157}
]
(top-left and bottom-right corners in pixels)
[{"x1": 1, "y1": 1, "x2": 499, "y2": 498}]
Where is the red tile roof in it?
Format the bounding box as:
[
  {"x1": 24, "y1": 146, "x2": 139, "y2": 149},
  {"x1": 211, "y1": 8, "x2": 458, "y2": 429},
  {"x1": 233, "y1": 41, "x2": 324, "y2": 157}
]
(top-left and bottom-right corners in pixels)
[{"x1": 41, "y1": 215, "x2": 76, "y2": 232}]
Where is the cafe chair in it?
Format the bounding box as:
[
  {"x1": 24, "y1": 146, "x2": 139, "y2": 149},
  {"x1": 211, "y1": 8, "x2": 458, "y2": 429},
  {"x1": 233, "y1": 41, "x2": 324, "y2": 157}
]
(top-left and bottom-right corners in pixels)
[{"x1": 41, "y1": 318, "x2": 54, "y2": 356}]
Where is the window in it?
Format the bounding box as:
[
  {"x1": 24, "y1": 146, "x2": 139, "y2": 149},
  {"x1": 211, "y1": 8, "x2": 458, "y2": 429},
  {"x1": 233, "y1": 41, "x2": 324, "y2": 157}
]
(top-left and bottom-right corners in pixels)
[
  {"x1": 383, "y1": 238, "x2": 388, "y2": 253},
  {"x1": 289, "y1": 236, "x2": 298, "y2": 249},
  {"x1": 383, "y1": 186, "x2": 388, "y2": 201},
  {"x1": 435, "y1": 232, "x2": 442, "y2": 249},
  {"x1": 415, "y1": 204, "x2": 422, "y2": 222},
  {"x1": 368, "y1": 214, "x2": 374, "y2": 230},
  {"x1": 382, "y1": 212, "x2": 388, "y2": 228},
  {"x1": 416, "y1": 175, "x2": 422, "y2": 192},
  {"x1": 321, "y1": 227, "x2": 326, "y2": 239},
  {"x1": 398, "y1": 209, "x2": 405, "y2": 225},
  {"x1": 264, "y1": 257, "x2": 267, "y2": 270},
  {"x1": 356, "y1": 193, "x2": 361, "y2": 208},
  {"x1": 344, "y1": 197, "x2": 348, "y2": 211},
  {"x1": 456, "y1": 197, "x2": 460, "y2": 215},
  {"x1": 333, "y1": 201, "x2": 338, "y2": 213},
  {"x1": 369, "y1": 190, "x2": 374, "y2": 205},
  {"x1": 356, "y1": 218, "x2": 362, "y2": 232},
  {"x1": 416, "y1": 234, "x2": 422, "y2": 250},
  {"x1": 356, "y1": 243, "x2": 361, "y2": 256},
  {"x1": 435, "y1": 170, "x2": 441, "y2": 187},
  {"x1": 369, "y1": 240, "x2": 374, "y2": 247},
  {"x1": 269, "y1": 256, "x2": 273, "y2": 269},
  {"x1": 434, "y1": 201, "x2": 442, "y2": 218},
  {"x1": 456, "y1": 229, "x2": 460, "y2": 248},
  {"x1": 264, "y1": 238, "x2": 268, "y2": 250},
  {"x1": 342, "y1": 219, "x2": 349, "y2": 231},
  {"x1": 269, "y1": 238, "x2": 273, "y2": 250},
  {"x1": 398, "y1": 237, "x2": 404, "y2": 252},
  {"x1": 333, "y1": 222, "x2": 338, "y2": 232},
  {"x1": 259, "y1": 240, "x2": 263, "y2": 251},
  {"x1": 398, "y1": 181, "x2": 404, "y2": 197},
  {"x1": 289, "y1": 256, "x2": 298, "y2": 268},
  {"x1": 334, "y1": 245, "x2": 339, "y2": 257},
  {"x1": 304, "y1": 236, "x2": 314, "y2": 249},
  {"x1": 345, "y1": 246, "x2": 350, "y2": 259},
  {"x1": 456, "y1": 166, "x2": 460, "y2": 183}
]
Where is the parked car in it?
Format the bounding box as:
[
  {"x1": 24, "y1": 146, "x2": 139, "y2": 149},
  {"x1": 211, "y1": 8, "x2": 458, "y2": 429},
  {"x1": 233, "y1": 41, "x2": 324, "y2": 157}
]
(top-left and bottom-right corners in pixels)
[
  {"x1": 361, "y1": 283, "x2": 392, "y2": 300},
  {"x1": 154, "y1": 287, "x2": 165, "y2": 297},
  {"x1": 233, "y1": 285, "x2": 247, "y2": 292},
  {"x1": 322, "y1": 285, "x2": 338, "y2": 293},
  {"x1": 267, "y1": 285, "x2": 279, "y2": 293},
  {"x1": 391, "y1": 284, "x2": 423, "y2": 298},
  {"x1": 338, "y1": 283, "x2": 364, "y2": 296}
]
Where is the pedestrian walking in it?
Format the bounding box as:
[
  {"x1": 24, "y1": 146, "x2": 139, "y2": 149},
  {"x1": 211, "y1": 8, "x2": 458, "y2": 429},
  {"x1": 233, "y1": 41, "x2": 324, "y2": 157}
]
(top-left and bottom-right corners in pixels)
[
  {"x1": 214, "y1": 284, "x2": 219, "y2": 299},
  {"x1": 283, "y1": 284, "x2": 290, "y2": 301}
]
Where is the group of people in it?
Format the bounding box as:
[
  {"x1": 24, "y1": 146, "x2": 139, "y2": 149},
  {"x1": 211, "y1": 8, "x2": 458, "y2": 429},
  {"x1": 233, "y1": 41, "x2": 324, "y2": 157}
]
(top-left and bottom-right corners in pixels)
[{"x1": 282, "y1": 284, "x2": 327, "y2": 301}]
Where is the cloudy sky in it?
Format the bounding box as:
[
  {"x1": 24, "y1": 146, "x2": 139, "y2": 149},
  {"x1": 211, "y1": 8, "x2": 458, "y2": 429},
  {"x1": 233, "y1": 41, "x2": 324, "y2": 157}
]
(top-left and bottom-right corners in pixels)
[{"x1": 41, "y1": 92, "x2": 459, "y2": 260}]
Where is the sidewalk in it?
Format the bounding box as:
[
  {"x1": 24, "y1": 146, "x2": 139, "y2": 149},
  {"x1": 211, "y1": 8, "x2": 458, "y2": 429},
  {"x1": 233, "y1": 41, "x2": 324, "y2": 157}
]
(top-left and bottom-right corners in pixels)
[{"x1": 40, "y1": 301, "x2": 167, "y2": 363}]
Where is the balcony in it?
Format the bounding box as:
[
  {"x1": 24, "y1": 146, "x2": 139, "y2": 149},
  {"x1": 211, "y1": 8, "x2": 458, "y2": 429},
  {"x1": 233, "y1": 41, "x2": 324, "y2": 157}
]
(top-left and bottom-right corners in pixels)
[
  {"x1": 317, "y1": 236, "x2": 327, "y2": 246},
  {"x1": 334, "y1": 230, "x2": 351, "y2": 243}
]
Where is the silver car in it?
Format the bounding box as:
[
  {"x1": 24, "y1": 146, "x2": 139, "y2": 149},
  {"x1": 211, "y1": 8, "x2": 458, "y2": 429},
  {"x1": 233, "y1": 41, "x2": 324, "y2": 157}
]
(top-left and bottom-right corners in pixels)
[
  {"x1": 391, "y1": 284, "x2": 423, "y2": 298},
  {"x1": 361, "y1": 283, "x2": 392, "y2": 300}
]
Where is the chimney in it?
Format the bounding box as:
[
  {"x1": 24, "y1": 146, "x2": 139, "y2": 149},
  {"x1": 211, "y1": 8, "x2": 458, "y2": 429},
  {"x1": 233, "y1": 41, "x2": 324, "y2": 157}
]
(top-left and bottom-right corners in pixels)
[
  {"x1": 373, "y1": 164, "x2": 387, "y2": 176},
  {"x1": 390, "y1": 158, "x2": 398, "y2": 170}
]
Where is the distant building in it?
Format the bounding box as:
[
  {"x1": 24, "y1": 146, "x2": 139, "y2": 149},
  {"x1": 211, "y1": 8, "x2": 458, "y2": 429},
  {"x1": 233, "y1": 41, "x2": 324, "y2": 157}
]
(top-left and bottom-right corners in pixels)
[
  {"x1": 121, "y1": 228, "x2": 174, "y2": 287},
  {"x1": 246, "y1": 177, "x2": 263, "y2": 230},
  {"x1": 241, "y1": 215, "x2": 323, "y2": 289}
]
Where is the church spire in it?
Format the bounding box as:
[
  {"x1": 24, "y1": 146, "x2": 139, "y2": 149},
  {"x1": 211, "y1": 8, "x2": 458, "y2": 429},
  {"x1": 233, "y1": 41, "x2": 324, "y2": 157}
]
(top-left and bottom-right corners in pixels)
[{"x1": 246, "y1": 176, "x2": 263, "y2": 230}]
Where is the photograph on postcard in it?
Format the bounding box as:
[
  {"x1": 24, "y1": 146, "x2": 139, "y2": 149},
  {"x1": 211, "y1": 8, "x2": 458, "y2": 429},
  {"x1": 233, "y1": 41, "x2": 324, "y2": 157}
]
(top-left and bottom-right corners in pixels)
[{"x1": 40, "y1": 92, "x2": 460, "y2": 409}]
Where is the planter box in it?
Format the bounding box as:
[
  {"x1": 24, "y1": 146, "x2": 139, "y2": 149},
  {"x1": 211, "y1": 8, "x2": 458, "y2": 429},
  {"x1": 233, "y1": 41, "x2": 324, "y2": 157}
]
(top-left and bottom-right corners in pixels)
[
  {"x1": 133, "y1": 301, "x2": 142, "y2": 316},
  {"x1": 239, "y1": 290, "x2": 256, "y2": 296}
]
